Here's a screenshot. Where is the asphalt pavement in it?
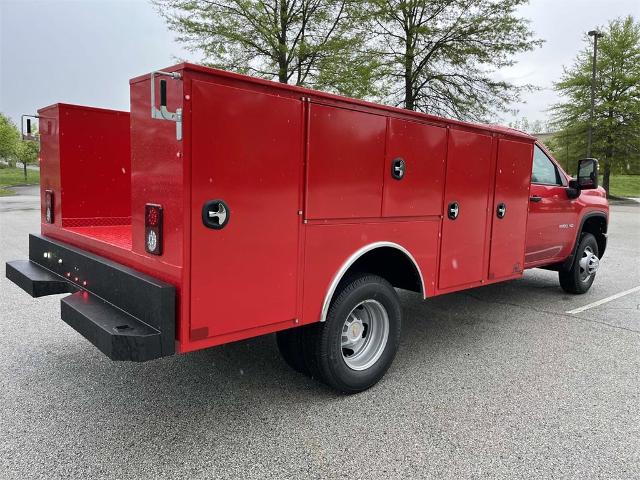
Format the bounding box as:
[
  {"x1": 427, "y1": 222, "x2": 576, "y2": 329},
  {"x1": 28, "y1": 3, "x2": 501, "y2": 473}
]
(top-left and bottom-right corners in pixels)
[{"x1": 1, "y1": 186, "x2": 639, "y2": 479}]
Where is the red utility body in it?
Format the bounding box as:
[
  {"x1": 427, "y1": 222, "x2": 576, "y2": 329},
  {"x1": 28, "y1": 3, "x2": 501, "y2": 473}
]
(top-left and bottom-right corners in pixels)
[{"x1": 8, "y1": 63, "x2": 608, "y2": 367}]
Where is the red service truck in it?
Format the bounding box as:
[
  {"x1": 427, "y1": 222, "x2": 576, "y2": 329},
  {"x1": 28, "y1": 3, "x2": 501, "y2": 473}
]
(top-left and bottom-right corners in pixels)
[{"x1": 6, "y1": 64, "x2": 609, "y2": 393}]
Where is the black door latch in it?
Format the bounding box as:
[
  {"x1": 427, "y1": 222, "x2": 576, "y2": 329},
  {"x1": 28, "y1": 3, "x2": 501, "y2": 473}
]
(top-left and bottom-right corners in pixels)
[
  {"x1": 202, "y1": 199, "x2": 230, "y2": 229},
  {"x1": 496, "y1": 202, "x2": 507, "y2": 219},
  {"x1": 391, "y1": 158, "x2": 406, "y2": 180},
  {"x1": 447, "y1": 201, "x2": 459, "y2": 220}
]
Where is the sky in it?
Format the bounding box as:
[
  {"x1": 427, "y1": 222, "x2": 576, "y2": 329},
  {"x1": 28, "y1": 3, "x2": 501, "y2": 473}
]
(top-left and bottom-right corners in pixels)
[{"x1": 1, "y1": 0, "x2": 639, "y2": 131}]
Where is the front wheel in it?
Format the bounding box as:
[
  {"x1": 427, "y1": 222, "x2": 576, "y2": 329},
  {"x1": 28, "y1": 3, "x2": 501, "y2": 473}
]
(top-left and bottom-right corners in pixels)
[
  {"x1": 303, "y1": 274, "x2": 402, "y2": 394},
  {"x1": 559, "y1": 233, "x2": 600, "y2": 294}
]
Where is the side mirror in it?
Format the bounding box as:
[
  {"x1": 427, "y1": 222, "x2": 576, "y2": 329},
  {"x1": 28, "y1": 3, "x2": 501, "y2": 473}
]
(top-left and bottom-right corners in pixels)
[{"x1": 577, "y1": 158, "x2": 598, "y2": 189}]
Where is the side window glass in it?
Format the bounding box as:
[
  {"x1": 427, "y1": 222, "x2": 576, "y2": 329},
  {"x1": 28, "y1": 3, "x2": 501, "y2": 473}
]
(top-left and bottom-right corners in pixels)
[{"x1": 532, "y1": 146, "x2": 561, "y2": 185}]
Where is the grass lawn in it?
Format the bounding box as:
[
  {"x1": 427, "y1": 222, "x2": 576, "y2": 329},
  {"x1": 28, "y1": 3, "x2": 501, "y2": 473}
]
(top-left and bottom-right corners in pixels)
[
  {"x1": 601, "y1": 174, "x2": 640, "y2": 198},
  {"x1": 0, "y1": 167, "x2": 40, "y2": 196}
]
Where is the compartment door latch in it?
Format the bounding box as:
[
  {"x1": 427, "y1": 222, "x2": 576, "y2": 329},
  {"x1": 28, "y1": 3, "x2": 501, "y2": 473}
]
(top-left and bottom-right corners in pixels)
[
  {"x1": 202, "y1": 200, "x2": 230, "y2": 230},
  {"x1": 150, "y1": 70, "x2": 183, "y2": 141}
]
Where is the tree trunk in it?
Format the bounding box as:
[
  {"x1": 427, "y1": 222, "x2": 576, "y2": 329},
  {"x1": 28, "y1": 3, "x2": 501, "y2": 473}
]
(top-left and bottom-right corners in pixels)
[
  {"x1": 404, "y1": 40, "x2": 414, "y2": 110},
  {"x1": 603, "y1": 110, "x2": 614, "y2": 197},
  {"x1": 277, "y1": 0, "x2": 288, "y2": 83},
  {"x1": 602, "y1": 161, "x2": 611, "y2": 197},
  {"x1": 404, "y1": 72, "x2": 414, "y2": 110}
]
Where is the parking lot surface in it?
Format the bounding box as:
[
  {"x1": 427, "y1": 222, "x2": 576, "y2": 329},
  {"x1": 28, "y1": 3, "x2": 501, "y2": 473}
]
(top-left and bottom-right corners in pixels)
[{"x1": 1, "y1": 187, "x2": 639, "y2": 479}]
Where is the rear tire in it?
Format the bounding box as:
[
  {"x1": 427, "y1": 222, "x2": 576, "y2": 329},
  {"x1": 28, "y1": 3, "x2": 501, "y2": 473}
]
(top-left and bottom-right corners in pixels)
[
  {"x1": 559, "y1": 233, "x2": 600, "y2": 294},
  {"x1": 303, "y1": 274, "x2": 402, "y2": 394}
]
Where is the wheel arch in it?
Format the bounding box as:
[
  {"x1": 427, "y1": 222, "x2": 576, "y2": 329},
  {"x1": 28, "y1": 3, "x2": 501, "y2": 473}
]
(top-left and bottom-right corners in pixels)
[
  {"x1": 561, "y1": 211, "x2": 608, "y2": 271},
  {"x1": 580, "y1": 213, "x2": 608, "y2": 257},
  {"x1": 320, "y1": 242, "x2": 425, "y2": 322}
]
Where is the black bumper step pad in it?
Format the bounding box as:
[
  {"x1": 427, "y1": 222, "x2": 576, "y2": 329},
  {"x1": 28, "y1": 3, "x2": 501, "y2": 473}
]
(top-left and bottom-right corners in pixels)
[{"x1": 5, "y1": 234, "x2": 175, "y2": 362}]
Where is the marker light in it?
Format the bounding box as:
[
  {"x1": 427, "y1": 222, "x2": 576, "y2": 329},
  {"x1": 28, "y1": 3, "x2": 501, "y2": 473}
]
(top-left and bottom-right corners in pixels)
[
  {"x1": 145, "y1": 204, "x2": 163, "y2": 255},
  {"x1": 45, "y1": 190, "x2": 54, "y2": 224}
]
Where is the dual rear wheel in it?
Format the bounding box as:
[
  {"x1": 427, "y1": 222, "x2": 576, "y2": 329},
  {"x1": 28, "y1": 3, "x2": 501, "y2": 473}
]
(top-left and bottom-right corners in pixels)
[{"x1": 277, "y1": 274, "x2": 401, "y2": 394}]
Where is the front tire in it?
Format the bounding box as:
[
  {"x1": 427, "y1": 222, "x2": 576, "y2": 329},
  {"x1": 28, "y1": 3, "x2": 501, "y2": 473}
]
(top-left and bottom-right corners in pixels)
[
  {"x1": 303, "y1": 274, "x2": 402, "y2": 394},
  {"x1": 559, "y1": 233, "x2": 600, "y2": 294}
]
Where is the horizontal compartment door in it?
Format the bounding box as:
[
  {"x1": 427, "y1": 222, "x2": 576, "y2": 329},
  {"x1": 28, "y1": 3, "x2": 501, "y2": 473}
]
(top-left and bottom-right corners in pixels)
[
  {"x1": 382, "y1": 118, "x2": 446, "y2": 217},
  {"x1": 306, "y1": 104, "x2": 386, "y2": 219}
]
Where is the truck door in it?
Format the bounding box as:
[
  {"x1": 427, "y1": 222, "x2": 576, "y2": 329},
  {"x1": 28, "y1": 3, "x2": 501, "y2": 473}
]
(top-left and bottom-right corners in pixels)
[
  {"x1": 525, "y1": 145, "x2": 577, "y2": 264},
  {"x1": 189, "y1": 81, "x2": 302, "y2": 340},
  {"x1": 439, "y1": 129, "x2": 493, "y2": 289}
]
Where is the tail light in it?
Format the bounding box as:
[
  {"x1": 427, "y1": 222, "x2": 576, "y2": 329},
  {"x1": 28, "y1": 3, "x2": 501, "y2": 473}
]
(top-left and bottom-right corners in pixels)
[
  {"x1": 145, "y1": 204, "x2": 163, "y2": 255},
  {"x1": 45, "y1": 190, "x2": 54, "y2": 223}
]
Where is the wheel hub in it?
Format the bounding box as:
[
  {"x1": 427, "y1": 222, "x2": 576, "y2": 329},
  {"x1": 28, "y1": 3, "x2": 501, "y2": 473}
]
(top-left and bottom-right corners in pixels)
[
  {"x1": 578, "y1": 245, "x2": 599, "y2": 281},
  {"x1": 341, "y1": 300, "x2": 390, "y2": 371},
  {"x1": 346, "y1": 320, "x2": 364, "y2": 342}
]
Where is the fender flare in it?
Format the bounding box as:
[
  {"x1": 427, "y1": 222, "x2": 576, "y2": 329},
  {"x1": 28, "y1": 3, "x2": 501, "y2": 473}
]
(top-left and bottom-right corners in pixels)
[
  {"x1": 319, "y1": 241, "x2": 425, "y2": 322},
  {"x1": 562, "y1": 211, "x2": 608, "y2": 270}
]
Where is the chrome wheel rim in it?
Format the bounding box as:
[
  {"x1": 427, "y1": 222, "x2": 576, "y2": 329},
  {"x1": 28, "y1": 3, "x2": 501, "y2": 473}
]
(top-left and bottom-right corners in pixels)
[
  {"x1": 341, "y1": 299, "x2": 389, "y2": 371},
  {"x1": 578, "y1": 245, "x2": 599, "y2": 283}
]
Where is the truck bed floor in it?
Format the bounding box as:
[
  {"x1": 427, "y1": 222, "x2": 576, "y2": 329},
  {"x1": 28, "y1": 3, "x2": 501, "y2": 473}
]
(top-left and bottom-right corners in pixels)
[{"x1": 64, "y1": 225, "x2": 132, "y2": 250}]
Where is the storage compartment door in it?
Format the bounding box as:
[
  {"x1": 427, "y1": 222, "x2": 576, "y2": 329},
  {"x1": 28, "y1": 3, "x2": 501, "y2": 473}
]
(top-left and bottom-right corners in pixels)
[
  {"x1": 382, "y1": 119, "x2": 447, "y2": 217},
  {"x1": 488, "y1": 139, "x2": 534, "y2": 280},
  {"x1": 438, "y1": 129, "x2": 493, "y2": 289},
  {"x1": 306, "y1": 104, "x2": 386, "y2": 219},
  {"x1": 189, "y1": 81, "x2": 302, "y2": 339}
]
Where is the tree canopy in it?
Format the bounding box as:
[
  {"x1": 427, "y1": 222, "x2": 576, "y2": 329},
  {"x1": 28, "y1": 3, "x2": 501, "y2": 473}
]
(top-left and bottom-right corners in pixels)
[
  {"x1": 156, "y1": 0, "x2": 541, "y2": 120},
  {"x1": 362, "y1": 0, "x2": 541, "y2": 120},
  {"x1": 154, "y1": 0, "x2": 381, "y2": 98},
  {"x1": 550, "y1": 16, "x2": 640, "y2": 193},
  {"x1": 0, "y1": 113, "x2": 39, "y2": 168}
]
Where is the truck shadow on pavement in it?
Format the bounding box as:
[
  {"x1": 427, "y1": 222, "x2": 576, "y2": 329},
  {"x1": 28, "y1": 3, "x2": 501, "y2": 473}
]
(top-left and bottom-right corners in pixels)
[{"x1": 39, "y1": 270, "x2": 564, "y2": 404}]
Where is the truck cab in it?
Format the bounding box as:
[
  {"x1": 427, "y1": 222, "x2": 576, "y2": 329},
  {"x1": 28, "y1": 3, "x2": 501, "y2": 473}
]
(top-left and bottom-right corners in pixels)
[{"x1": 526, "y1": 142, "x2": 608, "y2": 292}]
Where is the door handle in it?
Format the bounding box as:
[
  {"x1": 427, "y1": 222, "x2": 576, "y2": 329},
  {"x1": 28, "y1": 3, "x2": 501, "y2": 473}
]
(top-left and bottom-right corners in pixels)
[
  {"x1": 496, "y1": 202, "x2": 506, "y2": 219},
  {"x1": 447, "y1": 201, "x2": 459, "y2": 220},
  {"x1": 529, "y1": 196, "x2": 542, "y2": 203},
  {"x1": 391, "y1": 158, "x2": 406, "y2": 180},
  {"x1": 202, "y1": 199, "x2": 230, "y2": 229}
]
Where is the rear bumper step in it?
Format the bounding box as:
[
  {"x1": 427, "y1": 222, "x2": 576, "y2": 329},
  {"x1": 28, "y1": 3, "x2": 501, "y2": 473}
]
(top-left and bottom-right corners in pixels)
[
  {"x1": 6, "y1": 259, "x2": 75, "y2": 297},
  {"x1": 6, "y1": 234, "x2": 175, "y2": 362}
]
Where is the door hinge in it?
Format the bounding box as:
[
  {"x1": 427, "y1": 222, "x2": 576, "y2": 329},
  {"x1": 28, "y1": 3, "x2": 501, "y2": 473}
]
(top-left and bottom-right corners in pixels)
[{"x1": 150, "y1": 70, "x2": 183, "y2": 141}]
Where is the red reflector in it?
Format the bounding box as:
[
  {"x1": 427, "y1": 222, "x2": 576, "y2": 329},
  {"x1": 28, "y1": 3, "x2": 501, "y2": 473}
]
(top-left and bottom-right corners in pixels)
[
  {"x1": 146, "y1": 205, "x2": 160, "y2": 226},
  {"x1": 145, "y1": 204, "x2": 163, "y2": 255}
]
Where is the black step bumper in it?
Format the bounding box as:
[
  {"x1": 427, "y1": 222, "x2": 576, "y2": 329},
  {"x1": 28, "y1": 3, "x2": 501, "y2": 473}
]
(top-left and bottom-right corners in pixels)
[{"x1": 6, "y1": 234, "x2": 175, "y2": 362}]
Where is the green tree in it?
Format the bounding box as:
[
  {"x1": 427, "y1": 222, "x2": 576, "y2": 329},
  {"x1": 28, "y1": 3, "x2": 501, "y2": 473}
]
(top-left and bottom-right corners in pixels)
[
  {"x1": 0, "y1": 113, "x2": 21, "y2": 168},
  {"x1": 362, "y1": 0, "x2": 542, "y2": 120},
  {"x1": 154, "y1": 0, "x2": 380, "y2": 97},
  {"x1": 16, "y1": 138, "x2": 39, "y2": 166},
  {"x1": 551, "y1": 16, "x2": 640, "y2": 195}
]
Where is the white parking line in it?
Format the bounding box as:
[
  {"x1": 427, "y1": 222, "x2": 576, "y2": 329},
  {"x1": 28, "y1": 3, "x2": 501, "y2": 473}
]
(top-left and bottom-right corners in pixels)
[{"x1": 566, "y1": 286, "x2": 640, "y2": 314}]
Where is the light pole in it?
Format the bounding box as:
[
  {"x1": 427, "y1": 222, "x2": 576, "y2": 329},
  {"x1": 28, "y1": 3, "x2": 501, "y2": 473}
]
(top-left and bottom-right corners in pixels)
[{"x1": 587, "y1": 29, "x2": 603, "y2": 158}]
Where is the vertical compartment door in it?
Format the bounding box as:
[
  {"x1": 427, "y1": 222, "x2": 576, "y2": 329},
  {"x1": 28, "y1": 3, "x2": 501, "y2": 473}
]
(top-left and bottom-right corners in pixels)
[
  {"x1": 438, "y1": 129, "x2": 493, "y2": 289},
  {"x1": 189, "y1": 81, "x2": 302, "y2": 340},
  {"x1": 488, "y1": 139, "x2": 534, "y2": 280}
]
